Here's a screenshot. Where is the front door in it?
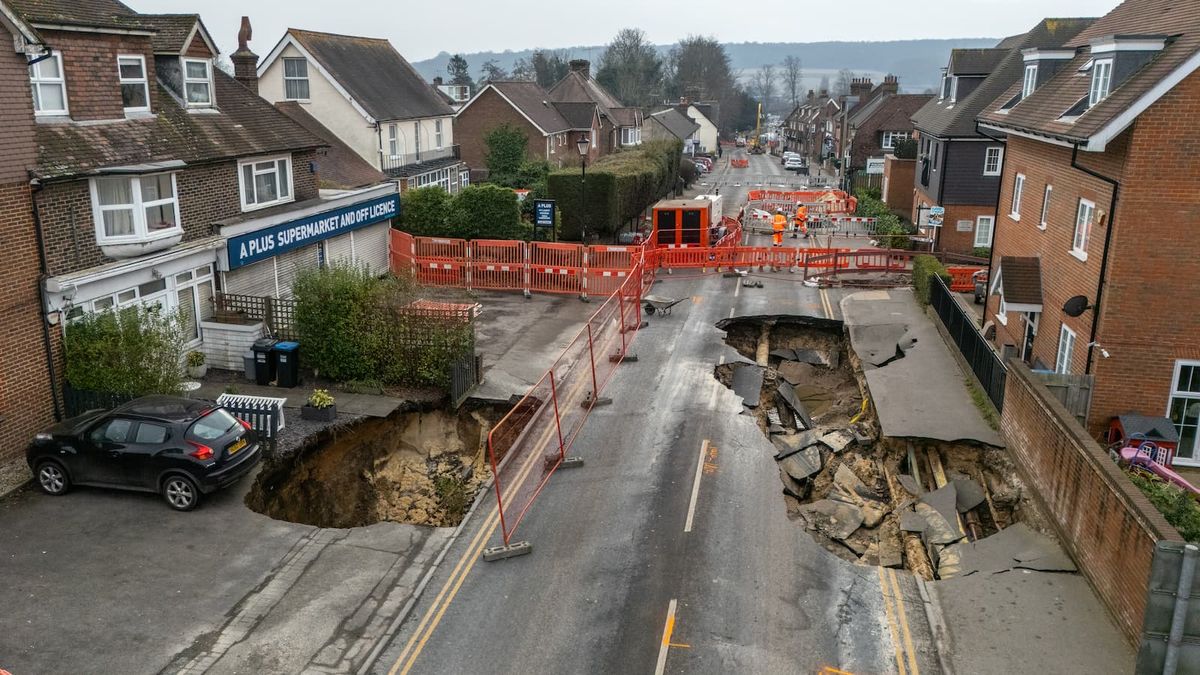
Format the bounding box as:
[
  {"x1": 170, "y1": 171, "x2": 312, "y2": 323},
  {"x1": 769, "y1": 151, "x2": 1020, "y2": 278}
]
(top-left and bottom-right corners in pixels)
[
  {"x1": 1022, "y1": 312, "x2": 1039, "y2": 364},
  {"x1": 1169, "y1": 361, "x2": 1200, "y2": 466},
  {"x1": 80, "y1": 417, "x2": 135, "y2": 484}
]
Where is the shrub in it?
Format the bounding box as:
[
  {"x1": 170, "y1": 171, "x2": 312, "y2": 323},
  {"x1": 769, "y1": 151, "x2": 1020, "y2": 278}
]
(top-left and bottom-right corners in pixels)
[
  {"x1": 186, "y1": 350, "x2": 205, "y2": 367},
  {"x1": 307, "y1": 389, "x2": 335, "y2": 409},
  {"x1": 1129, "y1": 472, "x2": 1200, "y2": 542},
  {"x1": 447, "y1": 184, "x2": 529, "y2": 240},
  {"x1": 892, "y1": 138, "x2": 918, "y2": 160},
  {"x1": 484, "y1": 124, "x2": 529, "y2": 185},
  {"x1": 398, "y1": 186, "x2": 452, "y2": 236},
  {"x1": 855, "y1": 188, "x2": 912, "y2": 250},
  {"x1": 972, "y1": 246, "x2": 992, "y2": 259},
  {"x1": 912, "y1": 255, "x2": 951, "y2": 305},
  {"x1": 64, "y1": 305, "x2": 186, "y2": 395}
]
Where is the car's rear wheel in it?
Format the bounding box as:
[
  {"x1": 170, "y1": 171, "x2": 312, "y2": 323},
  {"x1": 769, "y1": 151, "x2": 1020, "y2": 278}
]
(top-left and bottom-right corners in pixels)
[
  {"x1": 161, "y1": 474, "x2": 200, "y2": 511},
  {"x1": 36, "y1": 460, "x2": 69, "y2": 496}
]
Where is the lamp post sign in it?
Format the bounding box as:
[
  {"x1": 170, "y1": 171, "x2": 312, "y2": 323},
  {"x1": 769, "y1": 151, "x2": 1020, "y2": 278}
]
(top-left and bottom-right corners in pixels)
[{"x1": 534, "y1": 199, "x2": 556, "y2": 241}]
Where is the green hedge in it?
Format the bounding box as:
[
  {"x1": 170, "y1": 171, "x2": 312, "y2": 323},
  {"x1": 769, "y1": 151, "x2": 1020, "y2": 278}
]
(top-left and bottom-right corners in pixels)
[
  {"x1": 855, "y1": 188, "x2": 912, "y2": 250},
  {"x1": 293, "y1": 265, "x2": 473, "y2": 388},
  {"x1": 64, "y1": 305, "x2": 185, "y2": 395},
  {"x1": 912, "y1": 255, "x2": 951, "y2": 306},
  {"x1": 396, "y1": 184, "x2": 530, "y2": 241},
  {"x1": 547, "y1": 139, "x2": 682, "y2": 241},
  {"x1": 397, "y1": 186, "x2": 452, "y2": 236}
]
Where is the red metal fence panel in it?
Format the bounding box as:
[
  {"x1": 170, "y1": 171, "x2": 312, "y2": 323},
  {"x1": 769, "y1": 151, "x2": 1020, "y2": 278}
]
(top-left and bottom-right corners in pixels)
[
  {"x1": 390, "y1": 229, "x2": 415, "y2": 279},
  {"x1": 946, "y1": 266, "x2": 985, "y2": 292}
]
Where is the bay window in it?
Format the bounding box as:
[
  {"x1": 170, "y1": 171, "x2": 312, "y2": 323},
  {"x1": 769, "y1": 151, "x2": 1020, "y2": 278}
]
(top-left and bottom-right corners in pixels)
[
  {"x1": 239, "y1": 156, "x2": 293, "y2": 211},
  {"x1": 29, "y1": 51, "x2": 68, "y2": 115},
  {"x1": 118, "y1": 55, "x2": 149, "y2": 112},
  {"x1": 183, "y1": 58, "x2": 213, "y2": 107},
  {"x1": 90, "y1": 173, "x2": 181, "y2": 243}
]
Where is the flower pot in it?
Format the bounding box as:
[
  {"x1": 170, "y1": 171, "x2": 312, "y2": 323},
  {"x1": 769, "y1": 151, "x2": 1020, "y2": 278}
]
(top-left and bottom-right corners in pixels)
[
  {"x1": 301, "y1": 404, "x2": 336, "y2": 422},
  {"x1": 187, "y1": 364, "x2": 208, "y2": 379}
]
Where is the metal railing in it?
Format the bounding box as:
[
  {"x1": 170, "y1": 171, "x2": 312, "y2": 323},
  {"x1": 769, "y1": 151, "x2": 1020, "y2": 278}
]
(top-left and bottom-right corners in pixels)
[
  {"x1": 929, "y1": 274, "x2": 1007, "y2": 411},
  {"x1": 381, "y1": 145, "x2": 460, "y2": 176}
]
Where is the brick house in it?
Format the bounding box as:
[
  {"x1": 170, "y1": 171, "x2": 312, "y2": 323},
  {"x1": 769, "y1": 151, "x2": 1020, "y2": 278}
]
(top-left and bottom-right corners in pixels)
[
  {"x1": 844, "y1": 88, "x2": 932, "y2": 172},
  {"x1": 256, "y1": 28, "x2": 468, "y2": 194},
  {"x1": 547, "y1": 60, "x2": 644, "y2": 152},
  {"x1": 910, "y1": 18, "x2": 1094, "y2": 254},
  {"x1": 3, "y1": 1, "x2": 399, "y2": 386},
  {"x1": 976, "y1": 0, "x2": 1200, "y2": 458},
  {"x1": 454, "y1": 80, "x2": 601, "y2": 177},
  {"x1": 644, "y1": 107, "x2": 700, "y2": 145},
  {"x1": 784, "y1": 91, "x2": 839, "y2": 165}
]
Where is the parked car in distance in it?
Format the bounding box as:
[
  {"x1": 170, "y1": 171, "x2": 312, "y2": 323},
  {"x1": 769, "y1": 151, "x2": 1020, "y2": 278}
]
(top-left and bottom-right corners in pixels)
[
  {"x1": 27, "y1": 396, "x2": 261, "y2": 511},
  {"x1": 694, "y1": 156, "x2": 714, "y2": 171},
  {"x1": 784, "y1": 158, "x2": 805, "y2": 172},
  {"x1": 781, "y1": 152, "x2": 800, "y2": 165}
]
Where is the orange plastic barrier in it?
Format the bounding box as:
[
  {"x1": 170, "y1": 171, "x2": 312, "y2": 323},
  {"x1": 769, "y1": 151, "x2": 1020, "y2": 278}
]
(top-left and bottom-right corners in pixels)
[
  {"x1": 587, "y1": 245, "x2": 641, "y2": 295},
  {"x1": 414, "y1": 236, "x2": 466, "y2": 261},
  {"x1": 529, "y1": 242, "x2": 584, "y2": 295},
  {"x1": 470, "y1": 240, "x2": 526, "y2": 290},
  {"x1": 417, "y1": 260, "x2": 467, "y2": 286},
  {"x1": 855, "y1": 249, "x2": 910, "y2": 272},
  {"x1": 730, "y1": 159, "x2": 749, "y2": 168},
  {"x1": 946, "y1": 266, "x2": 984, "y2": 292},
  {"x1": 390, "y1": 229, "x2": 415, "y2": 278}
]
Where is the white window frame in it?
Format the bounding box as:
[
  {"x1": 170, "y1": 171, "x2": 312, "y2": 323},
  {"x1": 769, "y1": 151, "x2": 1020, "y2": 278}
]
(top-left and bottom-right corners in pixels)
[
  {"x1": 974, "y1": 215, "x2": 995, "y2": 248},
  {"x1": 1168, "y1": 360, "x2": 1200, "y2": 465},
  {"x1": 881, "y1": 131, "x2": 909, "y2": 150},
  {"x1": 283, "y1": 57, "x2": 310, "y2": 101},
  {"x1": 435, "y1": 119, "x2": 444, "y2": 149},
  {"x1": 1010, "y1": 173, "x2": 1025, "y2": 219},
  {"x1": 238, "y1": 155, "x2": 294, "y2": 212},
  {"x1": 948, "y1": 77, "x2": 958, "y2": 103},
  {"x1": 1072, "y1": 198, "x2": 1094, "y2": 261},
  {"x1": 117, "y1": 55, "x2": 150, "y2": 113},
  {"x1": 413, "y1": 121, "x2": 422, "y2": 157},
  {"x1": 29, "y1": 51, "x2": 68, "y2": 116},
  {"x1": 1022, "y1": 63, "x2": 1038, "y2": 99},
  {"x1": 388, "y1": 124, "x2": 400, "y2": 158},
  {"x1": 1055, "y1": 324, "x2": 1076, "y2": 374},
  {"x1": 88, "y1": 172, "x2": 183, "y2": 244},
  {"x1": 1039, "y1": 184, "x2": 1052, "y2": 230},
  {"x1": 1089, "y1": 58, "x2": 1113, "y2": 107},
  {"x1": 983, "y1": 146, "x2": 1003, "y2": 176},
  {"x1": 182, "y1": 58, "x2": 213, "y2": 108}
]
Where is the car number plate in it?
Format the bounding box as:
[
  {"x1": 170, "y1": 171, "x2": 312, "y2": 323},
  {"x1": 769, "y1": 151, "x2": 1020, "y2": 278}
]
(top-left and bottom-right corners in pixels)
[{"x1": 228, "y1": 438, "x2": 247, "y2": 456}]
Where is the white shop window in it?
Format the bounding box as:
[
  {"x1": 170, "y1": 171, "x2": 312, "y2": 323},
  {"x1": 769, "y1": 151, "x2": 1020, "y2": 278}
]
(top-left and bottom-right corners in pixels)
[
  {"x1": 117, "y1": 55, "x2": 149, "y2": 112},
  {"x1": 239, "y1": 156, "x2": 293, "y2": 211},
  {"x1": 29, "y1": 51, "x2": 68, "y2": 115},
  {"x1": 89, "y1": 173, "x2": 182, "y2": 244},
  {"x1": 183, "y1": 58, "x2": 213, "y2": 107}
]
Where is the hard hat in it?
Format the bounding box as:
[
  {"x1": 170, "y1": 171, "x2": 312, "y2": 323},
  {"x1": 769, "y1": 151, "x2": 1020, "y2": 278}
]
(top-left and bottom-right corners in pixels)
[{"x1": 775, "y1": 208, "x2": 782, "y2": 214}]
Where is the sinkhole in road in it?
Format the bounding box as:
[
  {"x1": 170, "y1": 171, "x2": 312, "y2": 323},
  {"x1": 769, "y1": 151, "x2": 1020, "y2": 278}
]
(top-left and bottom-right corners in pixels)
[
  {"x1": 714, "y1": 315, "x2": 1045, "y2": 579},
  {"x1": 246, "y1": 404, "x2": 507, "y2": 529}
]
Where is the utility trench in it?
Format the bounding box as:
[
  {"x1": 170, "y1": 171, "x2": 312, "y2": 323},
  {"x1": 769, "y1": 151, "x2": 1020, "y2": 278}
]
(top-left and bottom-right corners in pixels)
[{"x1": 714, "y1": 315, "x2": 1050, "y2": 580}]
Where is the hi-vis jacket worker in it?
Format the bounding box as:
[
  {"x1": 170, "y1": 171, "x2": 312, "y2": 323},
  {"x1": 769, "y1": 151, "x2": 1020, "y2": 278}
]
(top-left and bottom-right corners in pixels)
[
  {"x1": 772, "y1": 209, "x2": 787, "y2": 246},
  {"x1": 793, "y1": 204, "x2": 808, "y2": 238}
]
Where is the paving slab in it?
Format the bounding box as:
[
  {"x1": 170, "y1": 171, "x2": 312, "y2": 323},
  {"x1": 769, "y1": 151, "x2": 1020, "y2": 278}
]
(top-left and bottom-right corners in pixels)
[
  {"x1": 841, "y1": 288, "x2": 1004, "y2": 446},
  {"x1": 194, "y1": 381, "x2": 409, "y2": 418}
]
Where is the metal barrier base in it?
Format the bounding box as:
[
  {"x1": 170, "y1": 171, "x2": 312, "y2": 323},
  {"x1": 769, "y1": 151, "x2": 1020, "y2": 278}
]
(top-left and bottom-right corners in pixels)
[
  {"x1": 581, "y1": 393, "x2": 613, "y2": 409},
  {"x1": 482, "y1": 541, "x2": 532, "y2": 562},
  {"x1": 611, "y1": 352, "x2": 638, "y2": 363},
  {"x1": 560, "y1": 456, "x2": 585, "y2": 469}
]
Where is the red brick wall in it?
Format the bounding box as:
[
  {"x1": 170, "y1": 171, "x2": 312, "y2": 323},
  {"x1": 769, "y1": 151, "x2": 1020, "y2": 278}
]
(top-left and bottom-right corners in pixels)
[
  {"x1": 912, "y1": 185, "x2": 995, "y2": 255},
  {"x1": 985, "y1": 133, "x2": 1127, "y2": 376},
  {"x1": 455, "y1": 88, "x2": 546, "y2": 173},
  {"x1": 0, "y1": 36, "x2": 37, "y2": 183},
  {"x1": 1001, "y1": 361, "x2": 1179, "y2": 646},
  {"x1": 882, "y1": 156, "x2": 915, "y2": 217},
  {"x1": 41, "y1": 28, "x2": 158, "y2": 122},
  {"x1": 1090, "y1": 70, "x2": 1200, "y2": 439},
  {"x1": 38, "y1": 149, "x2": 321, "y2": 276}
]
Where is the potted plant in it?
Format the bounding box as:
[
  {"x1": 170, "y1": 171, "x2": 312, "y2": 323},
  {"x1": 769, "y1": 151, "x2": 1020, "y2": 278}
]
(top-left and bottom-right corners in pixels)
[
  {"x1": 301, "y1": 388, "x2": 336, "y2": 422},
  {"x1": 186, "y1": 350, "x2": 207, "y2": 379}
]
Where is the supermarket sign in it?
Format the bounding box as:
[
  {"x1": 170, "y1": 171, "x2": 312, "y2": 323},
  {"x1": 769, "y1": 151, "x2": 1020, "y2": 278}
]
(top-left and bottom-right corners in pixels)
[{"x1": 227, "y1": 194, "x2": 400, "y2": 269}]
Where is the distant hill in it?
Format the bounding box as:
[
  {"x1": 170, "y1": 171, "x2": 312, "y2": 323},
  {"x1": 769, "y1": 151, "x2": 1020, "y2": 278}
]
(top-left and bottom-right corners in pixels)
[{"x1": 410, "y1": 38, "x2": 999, "y2": 95}]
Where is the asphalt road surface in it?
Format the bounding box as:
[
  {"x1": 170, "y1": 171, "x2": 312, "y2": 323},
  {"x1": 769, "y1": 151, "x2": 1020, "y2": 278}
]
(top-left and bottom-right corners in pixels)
[{"x1": 370, "y1": 156, "x2": 938, "y2": 674}]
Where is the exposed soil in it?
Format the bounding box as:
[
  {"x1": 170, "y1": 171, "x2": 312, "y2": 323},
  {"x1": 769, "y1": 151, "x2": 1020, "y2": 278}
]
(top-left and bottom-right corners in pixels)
[
  {"x1": 246, "y1": 402, "x2": 508, "y2": 528},
  {"x1": 715, "y1": 315, "x2": 1046, "y2": 579}
]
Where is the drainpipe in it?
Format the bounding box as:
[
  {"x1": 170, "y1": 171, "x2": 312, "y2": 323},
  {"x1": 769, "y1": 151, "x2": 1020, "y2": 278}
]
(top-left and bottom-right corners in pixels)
[
  {"x1": 1070, "y1": 143, "x2": 1120, "y2": 375},
  {"x1": 29, "y1": 179, "x2": 64, "y2": 421},
  {"x1": 976, "y1": 123, "x2": 1010, "y2": 329}
]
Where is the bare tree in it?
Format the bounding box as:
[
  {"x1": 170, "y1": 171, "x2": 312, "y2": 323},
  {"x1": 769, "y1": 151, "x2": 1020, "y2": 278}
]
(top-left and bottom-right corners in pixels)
[
  {"x1": 818, "y1": 74, "x2": 830, "y2": 95},
  {"x1": 751, "y1": 64, "x2": 776, "y2": 115},
  {"x1": 782, "y1": 55, "x2": 803, "y2": 110},
  {"x1": 834, "y1": 68, "x2": 855, "y2": 97}
]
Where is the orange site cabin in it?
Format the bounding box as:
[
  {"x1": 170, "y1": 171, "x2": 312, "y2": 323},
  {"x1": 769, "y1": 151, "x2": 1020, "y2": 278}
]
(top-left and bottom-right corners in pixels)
[{"x1": 652, "y1": 198, "x2": 716, "y2": 247}]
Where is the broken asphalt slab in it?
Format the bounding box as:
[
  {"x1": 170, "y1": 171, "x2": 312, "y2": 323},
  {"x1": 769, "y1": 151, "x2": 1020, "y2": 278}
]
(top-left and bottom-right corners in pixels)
[
  {"x1": 731, "y1": 364, "x2": 765, "y2": 407},
  {"x1": 779, "y1": 446, "x2": 823, "y2": 481},
  {"x1": 840, "y1": 289, "x2": 1004, "y2": 447},
  {"x1": 798, "y1": 499, "x2": 864, "y2": 541}
]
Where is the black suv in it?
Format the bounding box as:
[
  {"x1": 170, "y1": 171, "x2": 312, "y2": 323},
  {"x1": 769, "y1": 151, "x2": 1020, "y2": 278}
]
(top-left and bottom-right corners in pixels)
[{"x1": 27, "y1": 396, "x2": 261, "y2": 511}]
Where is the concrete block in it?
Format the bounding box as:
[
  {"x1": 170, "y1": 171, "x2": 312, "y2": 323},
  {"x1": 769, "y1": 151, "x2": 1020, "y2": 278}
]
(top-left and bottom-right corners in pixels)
[{"x1": 482, "y1": 541, "x2": 532, "y2": 562}]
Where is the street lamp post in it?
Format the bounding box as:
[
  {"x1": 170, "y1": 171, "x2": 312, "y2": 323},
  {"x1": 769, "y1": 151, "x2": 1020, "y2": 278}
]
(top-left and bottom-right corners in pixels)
[{"x1": 576, "y1": 135, "x2": 590, "y2": 243}]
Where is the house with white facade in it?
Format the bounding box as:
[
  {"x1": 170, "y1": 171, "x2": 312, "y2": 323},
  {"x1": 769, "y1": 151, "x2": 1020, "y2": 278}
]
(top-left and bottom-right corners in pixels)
[{"x1": 257, "y1": 29, "x2": 469, "y2": 193}]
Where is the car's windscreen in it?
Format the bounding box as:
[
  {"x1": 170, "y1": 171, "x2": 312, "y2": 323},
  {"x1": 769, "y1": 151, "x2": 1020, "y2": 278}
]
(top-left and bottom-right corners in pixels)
[{"x1": 188, "y1": 409, "x2": 241, "y2": 441}]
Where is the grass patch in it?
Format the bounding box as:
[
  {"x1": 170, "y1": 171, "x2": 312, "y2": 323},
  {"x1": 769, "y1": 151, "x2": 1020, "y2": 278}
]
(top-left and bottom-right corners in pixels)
[
  {"x1": 1128, "y1": 471, "x2": 1200, "y2": 542},
  {"x1": 965, "y1": 377, "x2": 1001, "y2": 431},
  {"x1": 434, "y1": 474, "x2": 471, "y2": 524}
]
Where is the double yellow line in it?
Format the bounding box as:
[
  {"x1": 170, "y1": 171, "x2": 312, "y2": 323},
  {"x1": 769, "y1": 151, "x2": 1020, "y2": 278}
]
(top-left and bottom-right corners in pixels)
[
  {"x1": 819, "y1": 287, "x2": 835, "y2": 320},
  {"x1": 877, "y1": 567, "x2": 919, "y2": 675}
]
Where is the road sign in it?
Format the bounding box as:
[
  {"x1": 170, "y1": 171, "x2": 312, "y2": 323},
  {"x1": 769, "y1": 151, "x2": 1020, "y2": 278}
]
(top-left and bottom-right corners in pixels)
[
  {"x1": 534, "y1": 199, "x2": 556, "y2": 228},
  {"x1": 928, "y1": 205, "x2": 945, "y2": 227}
]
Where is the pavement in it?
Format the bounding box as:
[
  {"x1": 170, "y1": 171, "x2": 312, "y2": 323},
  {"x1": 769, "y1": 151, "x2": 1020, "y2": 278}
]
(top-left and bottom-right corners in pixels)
[
  {"x1": 193, "y1": 380, "x2": 410, "y2": 417},
  {"x1": 842, "y1": 287, "x2": 1005, "y2": 447}
]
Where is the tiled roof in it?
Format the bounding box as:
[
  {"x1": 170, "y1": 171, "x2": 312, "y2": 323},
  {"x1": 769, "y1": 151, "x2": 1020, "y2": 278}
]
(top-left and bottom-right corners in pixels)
[
  {"x1": 547, "y1": 70, "x2": 624, "y2": 112},
  {"x1": 287, "y1": 29, "x2": 454, "y2": 122},
  {"x1": 912, "y1": 18, "x2": 1094, "y2": 138},
  {"x1": 274, "y1": 102, "x2": 386, "y2": 190},
  {"x1": 648, "y1": 108, "x2": 699, "y2": 141},
  {"x1": 7, "y1": 0, "x2": 147, "y2": 31},
  {"x1": 609, "y1": 107, "x2": 642, "y2": 127},
  {"x1": 552, "y1": 101, "x2": 597, "y2": 130},
  {"x1": 139, "y1": 14, "x2": 200, "y2": 54},
  {"x1": 860, "y1": 95, "x2": 934, "y2": 131},
  {"x1": 35, "y1": 70, "x2": 326, "y2": 180},
  {"x1": 483, "y1": 81, "x2": 572, "y2": 135},
  {"x1": 979, "y1": 0, "x2": 1200, "y2": 144},
  {"x1": 949, "y1": 49, "x2": 1008, "y2": 76},
  {"x1": 999, "y1": 256, "x2": 1043, "y2": 306}
]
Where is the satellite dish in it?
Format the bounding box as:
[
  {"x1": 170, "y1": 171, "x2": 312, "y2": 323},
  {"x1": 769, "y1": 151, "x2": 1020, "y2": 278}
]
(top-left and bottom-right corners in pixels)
[{"x1": 1063, "y1": 295, "x2": 1092, "y2": 317}]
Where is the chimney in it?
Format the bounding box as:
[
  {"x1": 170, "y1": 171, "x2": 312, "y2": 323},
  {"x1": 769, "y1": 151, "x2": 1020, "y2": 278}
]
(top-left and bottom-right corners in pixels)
[
  {"x1": 849, "y1": 77, "x2": 873, "y2": 100},
  {"x1": 231, "y1": 16, "x2": 259, "y2": 93},
  {"x1": 679, "y1": 96, "x2": 691, "y2": 107},
  {"x1": 881, "y1": 74, "x2": 899, "y2": 95},
  {"x1": 569, "y1": 59, "x2": 591, "y2": 78},
  {"x1": 433, "y1": 76, "x2": 444, "y2": 86},
  {"x1": 806, "y1": 89, "x2": 815, "y2": 102},
  {"x1": 818, "y1": 88, "x2": 828, "y2": 99}
]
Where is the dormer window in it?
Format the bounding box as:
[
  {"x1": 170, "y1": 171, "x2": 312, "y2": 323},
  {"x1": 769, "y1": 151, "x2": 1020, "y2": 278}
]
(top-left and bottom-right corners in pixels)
[
  {"x1": 1089, "y1": 58, "x2": 1113, "y2": 106},
  {"x1": 1022, "y1": 64, "x2": 1038, "y2": 99},
  {"x1": 183, "y1": 58, "x2": 213, "y2": 107},
  {"x1": 29, "y1": 51, "x2": 68, "y2": 116},
  {"x1": 118, "y1": 55, "x2": 150, "y2": 113},
  {"x1": 940, "y1": 76, "x2": 950, "y2": 100}
]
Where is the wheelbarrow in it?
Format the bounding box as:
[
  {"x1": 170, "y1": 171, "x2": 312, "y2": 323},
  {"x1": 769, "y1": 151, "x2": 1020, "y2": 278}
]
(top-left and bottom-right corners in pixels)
[{"x1": 643, "y1": 294, "x2": 685, "y2": 316}]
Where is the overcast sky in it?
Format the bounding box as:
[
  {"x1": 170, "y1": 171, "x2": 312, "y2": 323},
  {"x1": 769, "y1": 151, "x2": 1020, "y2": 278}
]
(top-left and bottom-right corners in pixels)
[{"x1": 129, "y1": 0, "x2": 1122, "y2": 63}]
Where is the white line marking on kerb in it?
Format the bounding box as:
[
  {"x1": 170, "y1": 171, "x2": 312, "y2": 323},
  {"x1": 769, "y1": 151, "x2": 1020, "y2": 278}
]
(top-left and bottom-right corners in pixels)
[
  {"x1": 654, "y1": 598, "x2": 679, "y2": 675},
  {"x1": 684, "y1": 439, "x2": 710, "y2": 533}
]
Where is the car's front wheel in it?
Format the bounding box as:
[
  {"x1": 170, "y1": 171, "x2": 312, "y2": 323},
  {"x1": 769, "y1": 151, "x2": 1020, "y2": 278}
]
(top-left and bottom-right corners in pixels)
[
  {"x1": 161, "y1": 474, "x2": 200, "y2": 511},
  {"x1": 36, "y1": 460, "x2": 70, "y2": 496}
]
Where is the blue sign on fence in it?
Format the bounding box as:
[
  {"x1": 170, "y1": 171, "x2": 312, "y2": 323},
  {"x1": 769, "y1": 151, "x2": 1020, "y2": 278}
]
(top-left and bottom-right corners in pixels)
[
  {"x1": 534, "y1": 199, "x2": 556, "y2": 227},
  {"x1": 226, "y1": 194, "x2": 400, "y2": 269}
]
